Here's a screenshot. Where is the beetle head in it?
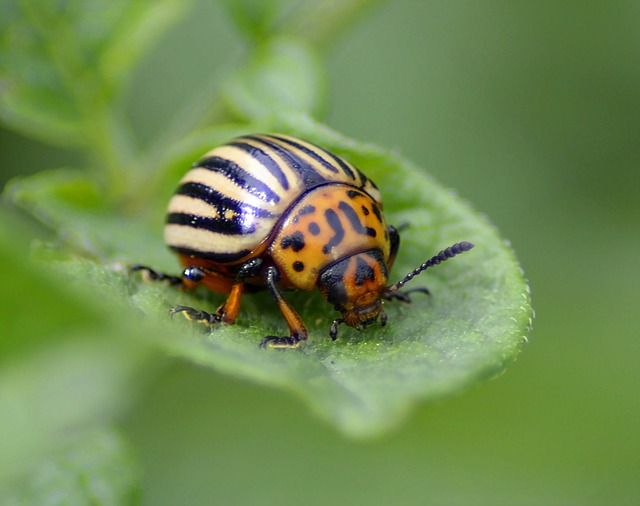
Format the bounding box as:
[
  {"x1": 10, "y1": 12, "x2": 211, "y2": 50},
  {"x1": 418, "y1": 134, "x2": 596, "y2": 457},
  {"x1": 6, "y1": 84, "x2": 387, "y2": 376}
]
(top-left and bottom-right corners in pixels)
[
  {"x1": 320, "y1": 241, "x2": 475, "y2": 341},
  {"x1": 317, "y1": 249, "x2": 389, "y2": 337}
]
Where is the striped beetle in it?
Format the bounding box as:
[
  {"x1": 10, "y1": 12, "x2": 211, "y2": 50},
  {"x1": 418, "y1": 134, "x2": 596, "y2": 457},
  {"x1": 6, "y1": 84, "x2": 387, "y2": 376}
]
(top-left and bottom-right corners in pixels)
[{"x1": 132, "y1": 134, "x2": 473, "y2": 348}]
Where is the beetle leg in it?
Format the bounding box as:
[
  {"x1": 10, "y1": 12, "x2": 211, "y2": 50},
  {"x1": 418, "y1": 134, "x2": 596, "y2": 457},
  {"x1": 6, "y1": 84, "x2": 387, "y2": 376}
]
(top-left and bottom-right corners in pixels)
[
  {"x1": 170, "y1": 305, "x2": 222, "y2": 325},
  {"x1": 214, "y1": 281, "x2": 244, "y2": 324},
  {"x1": 130, "y1": 264, "x2": 208, "y2": 290},
  {"x1": 168, "y1": 258, "x2": 262, "y2": 327},
  {"x1": 130, "y1": 264, "x2": 185, "y2": 287},
  {"x1": 329, "y1": 318, "x2": 344, "y2": 341},
  {"x1": 260, "y1": 266, "x2": 308, "y2": 349},
  {"x1": 169, "y1": 280, "x2": 244, "y2": 326},
  {"x1": 206, "y1": 258, "x2": 263, "y2": 324}
]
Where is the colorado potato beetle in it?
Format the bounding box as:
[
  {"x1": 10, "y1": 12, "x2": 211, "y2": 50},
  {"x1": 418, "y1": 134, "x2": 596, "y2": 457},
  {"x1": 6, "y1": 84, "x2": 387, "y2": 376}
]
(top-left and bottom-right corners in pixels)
[{"x1": 132, "y1": 134, "x2": 474, "y2": 348}]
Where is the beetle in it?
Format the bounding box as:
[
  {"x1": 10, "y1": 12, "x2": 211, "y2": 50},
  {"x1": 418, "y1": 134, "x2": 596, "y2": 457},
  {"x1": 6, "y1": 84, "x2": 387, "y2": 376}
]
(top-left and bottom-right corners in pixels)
[{"x1": 132, "y1": 134, "x2": 473, "y2": 348}]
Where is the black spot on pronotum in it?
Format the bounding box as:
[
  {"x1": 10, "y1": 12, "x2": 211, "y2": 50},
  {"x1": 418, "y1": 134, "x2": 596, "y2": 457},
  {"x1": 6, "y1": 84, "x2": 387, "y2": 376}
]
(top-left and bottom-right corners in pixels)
[
  {"x1": 293, "y1": 204, "x2": 316, "y2": 224},
  {"x1": 338, "y1": 201, "x2": 377, "y2": 237},
  {"x1": 297, "y1": 205, "x2": 316, "y2": 216},
  {"x1": 323, "y1": 208, "x2": 345, "y2": 254},
  {"x1": 293, "y1": 261, "x2": 305, "y2": 272},
  {"x1": 361, "y1": 205, "x2": 370, "y2": 216},
  {"x1": 308, "y1": 222, "x2": 321, "y2": 235},
  {"x1": 346, "y1": 189, "x2": 360, "y2": 199},
  {"x1": 371, "y1": 204, "x2": 383, "y2": 223},
  {"x1": 280, "y1": 231, "x2": 306, "y2": 252}
]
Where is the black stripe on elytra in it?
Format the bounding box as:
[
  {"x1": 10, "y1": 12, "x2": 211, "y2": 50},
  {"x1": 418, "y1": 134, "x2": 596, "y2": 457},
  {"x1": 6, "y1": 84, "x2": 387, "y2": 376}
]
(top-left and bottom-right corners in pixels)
[
  {"x1": 338, "y1": 201, "x2": 377, "y2": 237},
  {"x1": 168, "y1": 245, "x2": 251, "y2": 264},
  {"x1": 198, "y1": 156, "x2": 280, "y2": 204},
  {"x1": 229, "y1": 140, "x2": 290, "y2": 190},
  {"x1": 320, "y1": 147, "x2": 357, "y2": 181},
  {"x1": 167, "y1": 211, "x2": 256, "y2": 235},
  {"x1": 176, "y1": 182, "x2": 276, "y2": 219},
  {"x1": 323, "y1": 208, "x2": 345, "y2": 254},
  {"x1": 269, "y1": 135, "x2": 340, "y2": 175},
  {"x1": 244, "y1": 135, "x2": 328, "y2": 189}
]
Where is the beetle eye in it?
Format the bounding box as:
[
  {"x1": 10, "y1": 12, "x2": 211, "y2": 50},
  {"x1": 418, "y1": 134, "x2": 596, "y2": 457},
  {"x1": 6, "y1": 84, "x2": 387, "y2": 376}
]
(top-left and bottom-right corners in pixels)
[{"x1": 183, "y1": 266, "x2": 205, "y2": 282}]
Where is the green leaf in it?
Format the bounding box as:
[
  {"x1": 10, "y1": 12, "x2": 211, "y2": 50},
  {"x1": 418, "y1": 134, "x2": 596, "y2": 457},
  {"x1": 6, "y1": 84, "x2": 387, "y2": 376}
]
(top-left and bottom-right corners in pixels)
[
  {"x1": 6, "y1": 117, "x2": 531, "y2": 437},
  {"x1": 99, "y1": 0, "x2": 191, "y2": 88},
  {"x1": 218, "y1": 0, "x2": 293, "y2": 41},
  {"x1": 217, "y1": 0, "x2": 384, "y2": 47},
  {"x1": 0, "y1": 212, "x2": 155, "y2": 501},
  {"x1": 276, "y1": 0, "x2": 386, "y2": 47},
  {"x1": 221, "y1": 36, "x2": 325, "y2": 121},
  {"x1": 1, "y1": 428, "x2": 140, "y2": 506},
  {"x1": 4, "y1": 168, "x2": 170, "y2": 268},
  {"x1": 0, "y1": 0, "x2": 188, "y2": 147}
]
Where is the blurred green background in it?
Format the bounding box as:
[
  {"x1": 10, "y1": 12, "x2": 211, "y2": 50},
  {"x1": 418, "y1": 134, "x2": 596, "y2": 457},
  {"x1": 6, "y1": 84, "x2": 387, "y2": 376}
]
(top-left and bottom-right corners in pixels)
[{"x1": 2, "y1": 1, "x2": 639, "y2": 504}]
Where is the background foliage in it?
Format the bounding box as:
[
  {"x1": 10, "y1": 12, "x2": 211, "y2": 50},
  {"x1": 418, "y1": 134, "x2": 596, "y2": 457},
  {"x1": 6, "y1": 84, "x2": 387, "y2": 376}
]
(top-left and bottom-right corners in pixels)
[{"x1": 1, "y1": 0, "x2": 639, "y2": 504}]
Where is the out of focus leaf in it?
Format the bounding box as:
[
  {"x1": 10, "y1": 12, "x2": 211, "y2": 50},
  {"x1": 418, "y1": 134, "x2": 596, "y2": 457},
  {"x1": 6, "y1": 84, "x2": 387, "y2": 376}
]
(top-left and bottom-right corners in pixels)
[
  {"x1": 100, "y1": 0, "x2": 191, "y2": 87},
  {"x1": 5, "y1": 116, "x2": 531, "y2": 437},
  {"x1": 278, "y1": 0, "x2": 385, "y2": 46},
  {"x1": 0, "y1": 211, "x2": 155, "y2": 496},
  {"x1": 218, "y1": 0, "x2": 384, "y2": 47},
  {"x1": 222, "y1": 36, "x2": 324, "y2": 120},
  {"x1": 218, "y1": 0, "x2": 292, "y2": 40},
  {"x1": 1, "y1": 428, "x2": 139, "y2": 506},
  {"x1": 0, "y1": 0, "x2": 188, "y2": 147},
  {"x1": 5, "y1": 169, "x2": 170, "y2": 268}
]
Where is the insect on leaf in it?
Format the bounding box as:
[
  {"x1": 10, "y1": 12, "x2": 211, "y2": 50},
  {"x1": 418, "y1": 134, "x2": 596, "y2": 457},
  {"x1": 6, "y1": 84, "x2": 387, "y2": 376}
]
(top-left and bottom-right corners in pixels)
[{"x1": 6, "y1": 117, "x2": 532, "y2": 438}]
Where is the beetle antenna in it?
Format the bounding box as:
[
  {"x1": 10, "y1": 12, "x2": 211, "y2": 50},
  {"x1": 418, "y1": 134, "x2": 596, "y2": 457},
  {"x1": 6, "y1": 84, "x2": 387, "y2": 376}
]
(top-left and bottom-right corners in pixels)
[{"x1": 385, "y1": 241, "x2": 474, "y2": 294}]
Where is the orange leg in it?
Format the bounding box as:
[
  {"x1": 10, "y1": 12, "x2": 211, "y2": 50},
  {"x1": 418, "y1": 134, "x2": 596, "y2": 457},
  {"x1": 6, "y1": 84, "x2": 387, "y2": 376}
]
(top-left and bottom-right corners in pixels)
[
  {"x1": 167, "y1": 258, "x2": 266, "y2": 329},
  {"x1": 169, "y1": 281, "x2": 244, "y2": 326},
  {"x1": 217, "y1": 281, "x2": 244, "y2": 324},
  {"x1": 131, "y1": 263, "x2": 231, "y2": 326}
]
